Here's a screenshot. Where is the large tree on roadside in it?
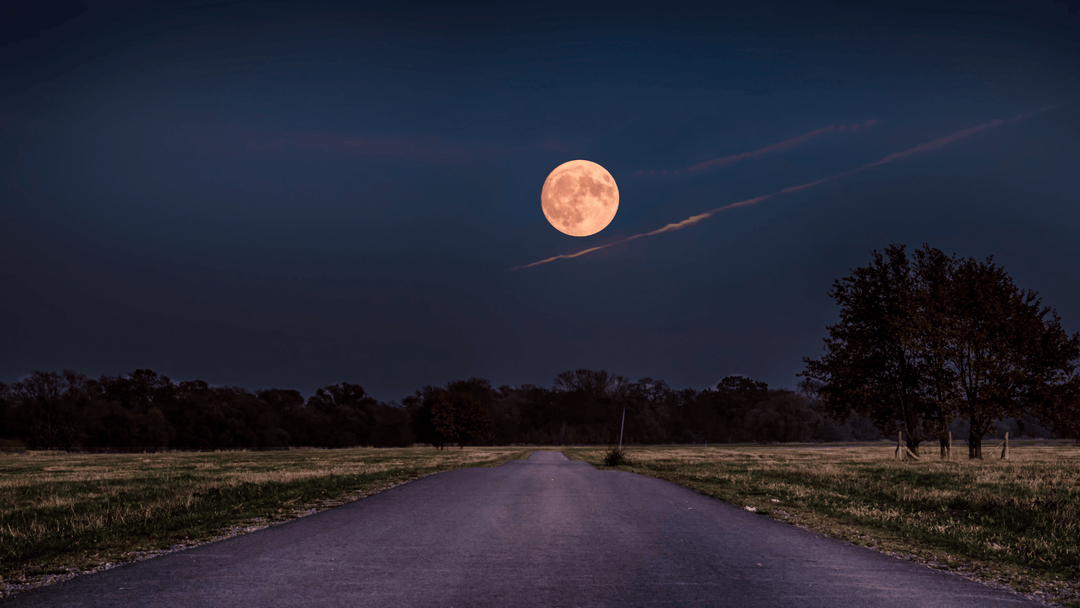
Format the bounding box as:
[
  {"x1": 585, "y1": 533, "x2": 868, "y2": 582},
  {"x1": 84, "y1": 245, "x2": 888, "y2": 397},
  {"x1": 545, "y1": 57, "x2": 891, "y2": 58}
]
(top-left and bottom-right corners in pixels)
[
  {"x1": 907, "y1": 246, "x2": 965, "y2": 456},
  {"x1": 929, "y1": 253, "x2": 1080, "y2": 458},
  {"x1": 1039, "y1": 375, "x2": 1080, "y2": 442},
  {"x1": 802, "y1": 244, "x2": 947, "y2": 456},
  {"x1": 804, "y1": 243, "x2": 1080, "y2": 459}
]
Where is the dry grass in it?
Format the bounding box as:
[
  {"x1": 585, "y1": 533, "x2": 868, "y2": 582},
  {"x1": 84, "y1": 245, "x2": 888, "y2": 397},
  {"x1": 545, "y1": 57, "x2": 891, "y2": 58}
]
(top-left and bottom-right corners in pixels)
[
  {"x1": 562, "y1": 441, "x2": 1080, "y2": 608},
  {"x1": 8, "y1": 442, "x2": 1078, "y2": 605},
  {"x1": 0, "y1": 446, "x2": 533, "y2": 597}
]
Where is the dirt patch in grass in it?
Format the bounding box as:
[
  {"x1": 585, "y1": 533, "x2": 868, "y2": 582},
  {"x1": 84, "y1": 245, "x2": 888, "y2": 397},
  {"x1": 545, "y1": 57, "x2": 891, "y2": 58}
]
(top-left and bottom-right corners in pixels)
[
  {"x1": 0, "y1": 446, "x2": 533, "y2": 599},
  {"x1": 562, "y1": 442, "x2": 1080, "y2": 608}
]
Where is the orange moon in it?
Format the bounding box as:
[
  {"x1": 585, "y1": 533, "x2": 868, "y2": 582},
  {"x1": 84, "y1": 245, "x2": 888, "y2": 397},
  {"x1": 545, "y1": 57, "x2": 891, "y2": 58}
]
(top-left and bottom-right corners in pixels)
[{"x1": 541, "y1": 160, "x2": 619, "y2": 237}]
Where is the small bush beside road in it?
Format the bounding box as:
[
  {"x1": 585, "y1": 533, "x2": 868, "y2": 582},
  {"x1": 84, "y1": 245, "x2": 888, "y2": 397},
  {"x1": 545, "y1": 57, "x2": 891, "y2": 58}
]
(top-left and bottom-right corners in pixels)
[{"x1": 602, "y1": 447, "x2": 631, "y2": 466}]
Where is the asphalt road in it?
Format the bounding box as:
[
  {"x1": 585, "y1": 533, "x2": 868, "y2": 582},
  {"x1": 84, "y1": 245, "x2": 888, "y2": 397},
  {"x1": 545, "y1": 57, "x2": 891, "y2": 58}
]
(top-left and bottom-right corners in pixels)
[{"x1": 5, "y1": 451, "x2": 1044, "y2": 607}]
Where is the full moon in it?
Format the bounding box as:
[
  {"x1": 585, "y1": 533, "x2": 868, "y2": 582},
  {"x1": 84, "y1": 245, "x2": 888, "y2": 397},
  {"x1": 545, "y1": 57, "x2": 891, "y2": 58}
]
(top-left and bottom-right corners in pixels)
[{"x1": 541, "y1": 160, "x2": 619, "y2": 237}]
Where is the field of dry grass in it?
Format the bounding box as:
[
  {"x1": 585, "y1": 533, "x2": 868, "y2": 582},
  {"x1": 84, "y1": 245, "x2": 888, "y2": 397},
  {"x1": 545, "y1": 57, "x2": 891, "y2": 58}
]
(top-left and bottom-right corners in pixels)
[
  {"x1": 562, "y1": 441, "x2": 1080, "y2": 608},
  {"x1": 0, "y1": 446, "x2": 533, "y2": 598},
  {"x1": 6, "y1": 442, "x2": 1078, "y2": 606}
]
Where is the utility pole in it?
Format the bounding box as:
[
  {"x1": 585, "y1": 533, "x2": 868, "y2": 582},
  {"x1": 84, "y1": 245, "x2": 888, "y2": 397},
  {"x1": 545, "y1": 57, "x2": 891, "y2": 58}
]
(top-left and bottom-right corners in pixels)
[{"x1": 618, "y1": 407, "x2": 626, "y2": 452}]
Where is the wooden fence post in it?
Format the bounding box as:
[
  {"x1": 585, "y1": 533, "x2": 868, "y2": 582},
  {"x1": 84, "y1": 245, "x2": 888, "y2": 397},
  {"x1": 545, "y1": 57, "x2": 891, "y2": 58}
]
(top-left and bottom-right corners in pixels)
[{"x1": 895, "y1": 430, "x2": 920, "y2": 461}]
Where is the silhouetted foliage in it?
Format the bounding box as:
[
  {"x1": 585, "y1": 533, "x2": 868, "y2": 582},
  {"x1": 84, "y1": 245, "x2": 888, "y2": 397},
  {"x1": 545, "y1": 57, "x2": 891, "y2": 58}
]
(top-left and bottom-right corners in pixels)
[
  {"x1": 803, "y1": 244, "x2": 1080, "y2": 458},
  {"x1": 407, "y1": 386, "x2": 449, "y2": 450},
  {"x1": 801, "y1": 245, "x2": 946, "y2": 456},
  {"x1": 408, "y1": 381, "x2": 496, "y2": 449},
  {"x1": 934, "y1": 251, "x2": 1080, "y2": 456},
  {"x1": 0, "y1": 382, "x2": 12, "y2": 440},
  {"x1": 0, "y1": 369, "x2": 419, "y2": 451},
  {"x1": 0, "y1": 366, "x2": 914, "y2": 451},
  {"x1": 7, "y1": 371, "x2": 87, "y2": 449},
  {"x1": 603, "y1": 447, "x2": 630, "y2": 466}
]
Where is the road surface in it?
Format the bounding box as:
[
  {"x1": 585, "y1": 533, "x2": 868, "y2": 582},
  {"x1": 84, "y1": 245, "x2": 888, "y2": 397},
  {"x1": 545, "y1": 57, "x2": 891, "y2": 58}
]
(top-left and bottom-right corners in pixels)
[{"x1": 4, "y1": 451, "x2": 1044, "y2": 607}]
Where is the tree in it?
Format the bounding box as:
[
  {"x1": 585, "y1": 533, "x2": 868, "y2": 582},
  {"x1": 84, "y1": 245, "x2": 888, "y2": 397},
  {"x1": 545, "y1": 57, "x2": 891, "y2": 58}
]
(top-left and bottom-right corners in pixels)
[
  {"x1": 88, "y1": 370, "x2": 177, "y2": 449},
  {"x1": 742, "y1": 391, "x2": 821, "y2": 443},
  {"x1": 7, "y1": 370, "x2": 89, "y2": 449},
  {"x1": 0, "y1": 382, "x2": 11, "y2": 439},
  {"x1": 552, "y1": 370, "x2": 627, "y2": 444},
  {"x1": 803, "y1": 244, "x2": 1080, "y2": 459},
  {"x1": 452, "y1": 395, "x2": 495, "y2": 447},
  {"x1": 502, "y1": 384, "x2": 554, "y2": 444},
  {"x1": 491, "y1": 385, "x2": 526, "y2": 444},
  {"x1": 408, "y1": 386, "x2": 449, "y2": 449},
  {"x1": 553, "y1": 369, "x2": 626, "y2": 396},
  {"x1": 307, "y1": 383, "x2": 378, "y2": 446},
  {"x1": 799, "y1": 378, "x2": 882, "y2": 441},
  {"x1": 1040, "y1": 376, "x2": 1080, "y2": 442},
  {"x1": 99, "y1": 369, "x2": 175, "y2": 411},
  {"x1": 370, "y1": 402, "x2": 413, "y2": 447},
  {"x1": 430, "y1": 391, "x2": 494, "y2": 449},
  {"x1": 928, "y1": 253, "x2": 1080, "y2": 458},
  {"x1": 256, "y1": 388, "x2": 304, "y2": 447},
  {"x1": 169, "y1": 380, "x2": 219, "y2": 448},
  {"x1": 623, "y1": 378, "x2": 674, "y2": 444},
  {"x1": 906, "y1": 247, "x2": 962, "y2": 457},
  {"x1": 802, "y1": 245, "x2": 956, "y2": 456},
  {"x1": 443, "y1": 378, "x2": 499, "y2": 444},
  {"x1": 430, "y1": 392, "x2": 459, "y2": 446}
]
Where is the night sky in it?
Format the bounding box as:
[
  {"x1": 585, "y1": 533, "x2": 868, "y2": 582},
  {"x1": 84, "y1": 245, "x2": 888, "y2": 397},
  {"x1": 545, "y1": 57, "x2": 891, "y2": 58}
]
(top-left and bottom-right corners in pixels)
[{"x1": 2, "y1": 1, "x2": 1078, "y2": 401}]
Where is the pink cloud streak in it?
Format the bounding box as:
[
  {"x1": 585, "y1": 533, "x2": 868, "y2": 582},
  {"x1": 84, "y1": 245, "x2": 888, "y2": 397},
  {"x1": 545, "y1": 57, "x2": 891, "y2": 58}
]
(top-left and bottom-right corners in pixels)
[
  {"x1": 508, "y1": 196, "x2": 772, "y2": 271},
  {"x1": 631, "y1": 119, "x2": 879, "y2": 178},
  {"x1": 511, "y1": 105, "x2": 1061, "y2": 271}
]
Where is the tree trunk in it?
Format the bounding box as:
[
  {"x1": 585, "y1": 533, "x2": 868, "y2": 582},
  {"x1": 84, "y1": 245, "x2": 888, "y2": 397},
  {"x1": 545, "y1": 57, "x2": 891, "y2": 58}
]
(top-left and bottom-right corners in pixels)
[
  {"x1": 905, "y1": 430, "x2": 920, "y2": 457},
  {"x1": 968, "y1": 418, "x2": 982, "y2": 459}
]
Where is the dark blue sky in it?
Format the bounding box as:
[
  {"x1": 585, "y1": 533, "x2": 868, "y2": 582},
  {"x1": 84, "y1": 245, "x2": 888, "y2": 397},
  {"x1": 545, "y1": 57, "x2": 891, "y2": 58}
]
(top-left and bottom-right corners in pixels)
[{"x1": 2, "y1": 0, "x2": 1078, "y2": 401}]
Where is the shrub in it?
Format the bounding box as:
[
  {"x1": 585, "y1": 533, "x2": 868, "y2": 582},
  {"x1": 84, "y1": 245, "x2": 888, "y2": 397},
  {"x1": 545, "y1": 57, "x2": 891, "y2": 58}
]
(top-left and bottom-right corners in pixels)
[{"x1": 603, "y1": 447, "x2": 630, "y2": 466}]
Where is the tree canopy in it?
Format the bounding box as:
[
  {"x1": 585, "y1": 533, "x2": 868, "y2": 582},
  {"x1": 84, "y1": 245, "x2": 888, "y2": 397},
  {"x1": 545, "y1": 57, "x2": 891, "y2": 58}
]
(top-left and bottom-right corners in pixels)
[
  {"x1": 802, "y1": 244, "x2": 1080, "y2": 458},
  {"x1": 0, "y1": 368, "x2": 894, "y2": 452}
]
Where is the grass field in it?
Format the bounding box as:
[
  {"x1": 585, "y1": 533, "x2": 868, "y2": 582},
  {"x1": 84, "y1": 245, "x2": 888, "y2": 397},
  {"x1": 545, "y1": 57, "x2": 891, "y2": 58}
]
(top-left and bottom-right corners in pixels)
[
  {"x1": 0, "y1": 446, "x2": 533, "y2": 598},
  {"x1": 562, "y1": 441, "x2": 1080, "y2": 608},
  {"x1": 5, "y1": 443, "x2": 1079, "y2": 606}
]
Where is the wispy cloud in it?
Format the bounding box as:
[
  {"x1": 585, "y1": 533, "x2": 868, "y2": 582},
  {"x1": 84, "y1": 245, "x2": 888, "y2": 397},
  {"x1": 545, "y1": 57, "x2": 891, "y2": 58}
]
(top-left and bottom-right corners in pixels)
[
  {"x1": 511, "y1": 105, "x2": 1061, "y2": 271},
  {"x1": 859, "y1": 105, "x2": 1058, "y2": 170},
  {"x1": 630, "y1": 120, "x2": 879, "y2": 178},
  {"x1": 508, "y1": 196, "x2": 772, "y2": 270}
]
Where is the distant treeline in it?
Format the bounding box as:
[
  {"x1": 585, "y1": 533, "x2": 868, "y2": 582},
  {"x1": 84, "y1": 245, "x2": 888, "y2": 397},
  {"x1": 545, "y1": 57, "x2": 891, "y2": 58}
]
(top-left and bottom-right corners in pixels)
[
  {"x1": 0, "y1": 368, "x2": 1057, "y2": 452},
  {"x1": 0, "y1": 369, "x2": 891, "y2": 451}
]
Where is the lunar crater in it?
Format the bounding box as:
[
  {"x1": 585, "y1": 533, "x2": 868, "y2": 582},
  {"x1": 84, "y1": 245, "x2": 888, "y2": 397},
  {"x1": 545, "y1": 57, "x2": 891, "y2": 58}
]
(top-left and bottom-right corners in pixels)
[{"x1": 541, "y1": 160, "x2": 619, "y2": 237}]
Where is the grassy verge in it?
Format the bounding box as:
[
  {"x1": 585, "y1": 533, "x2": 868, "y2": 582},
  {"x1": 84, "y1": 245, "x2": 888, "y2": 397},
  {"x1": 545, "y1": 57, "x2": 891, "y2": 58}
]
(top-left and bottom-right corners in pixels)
[
  {"x1": 0, "y1": 446, "x2": 533, "y2": 597},
  {"x1": 562, "y1": 442, "x2": 1080, "y2": 608}
]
